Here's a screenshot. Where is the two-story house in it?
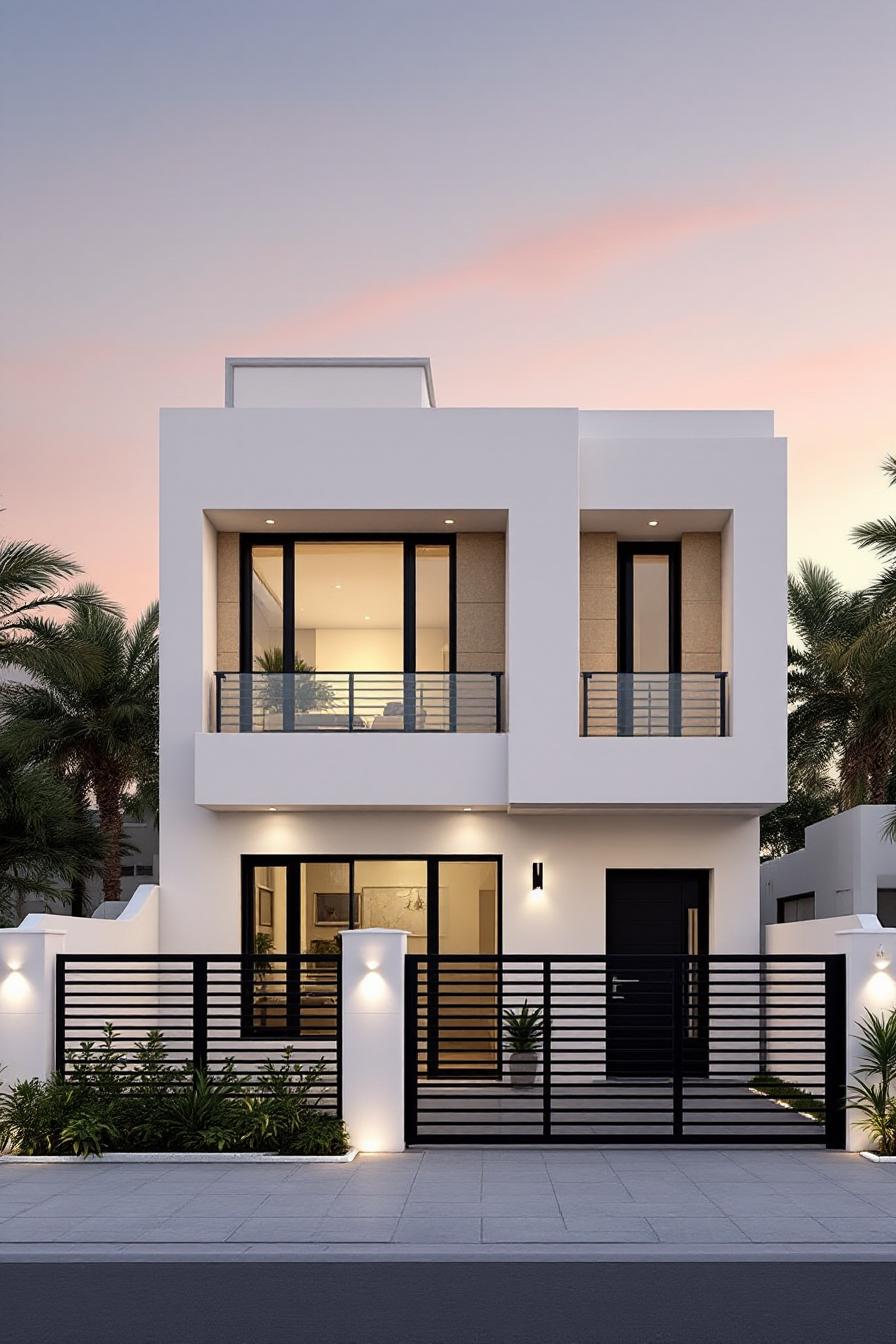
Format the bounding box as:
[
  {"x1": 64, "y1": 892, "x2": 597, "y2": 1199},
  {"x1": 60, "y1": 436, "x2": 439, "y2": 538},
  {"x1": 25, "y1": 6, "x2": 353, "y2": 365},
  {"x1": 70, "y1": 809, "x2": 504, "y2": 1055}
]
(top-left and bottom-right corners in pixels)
[{"x1": 158, "y1": 356, "x2": 787, "y2": 970}]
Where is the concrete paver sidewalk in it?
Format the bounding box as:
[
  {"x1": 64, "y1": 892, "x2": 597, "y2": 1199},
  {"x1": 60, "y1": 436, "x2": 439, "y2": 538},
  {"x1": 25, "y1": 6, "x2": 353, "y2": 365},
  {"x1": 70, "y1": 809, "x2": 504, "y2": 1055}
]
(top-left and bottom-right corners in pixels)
[{"x1": 0, "y1": 1148, "x2": 895, "y2": 1257}]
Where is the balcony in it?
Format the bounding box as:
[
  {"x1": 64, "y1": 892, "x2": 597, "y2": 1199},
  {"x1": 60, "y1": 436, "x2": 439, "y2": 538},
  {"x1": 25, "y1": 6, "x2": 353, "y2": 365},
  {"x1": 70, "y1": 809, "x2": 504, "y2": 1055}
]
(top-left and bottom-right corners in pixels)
[
  {"x1": 581, "y1": 672, "x2": 727, "y2": 737},
  {"x1": 214, "y1": 671, "x2": 504, "y2": 734}
]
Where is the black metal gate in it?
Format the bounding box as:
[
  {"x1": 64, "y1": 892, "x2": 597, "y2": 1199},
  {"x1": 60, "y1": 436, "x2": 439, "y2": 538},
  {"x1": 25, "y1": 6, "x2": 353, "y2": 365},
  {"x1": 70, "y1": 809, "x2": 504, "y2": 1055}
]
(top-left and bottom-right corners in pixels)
[{"x1": 405, "y1": 954, "x2": 846, "y2": 1147}]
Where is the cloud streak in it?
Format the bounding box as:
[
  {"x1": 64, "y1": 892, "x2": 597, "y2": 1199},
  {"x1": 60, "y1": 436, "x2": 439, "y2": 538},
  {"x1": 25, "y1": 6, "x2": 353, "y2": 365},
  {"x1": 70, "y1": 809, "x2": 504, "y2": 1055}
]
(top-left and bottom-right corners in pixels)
[{"x1": 262, "y1": 191, "x2": 783, "y2": 345}]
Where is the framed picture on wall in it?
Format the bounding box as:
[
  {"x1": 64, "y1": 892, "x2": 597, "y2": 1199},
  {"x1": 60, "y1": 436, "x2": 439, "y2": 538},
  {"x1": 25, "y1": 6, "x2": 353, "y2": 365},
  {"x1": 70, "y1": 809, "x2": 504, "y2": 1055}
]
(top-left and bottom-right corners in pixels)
[
  {"x1": 314, "y1": 892, "x2": 353, "y2": 927},
  {"x1": 256, "y1": 885, "x2": 274, "y2": 929}
]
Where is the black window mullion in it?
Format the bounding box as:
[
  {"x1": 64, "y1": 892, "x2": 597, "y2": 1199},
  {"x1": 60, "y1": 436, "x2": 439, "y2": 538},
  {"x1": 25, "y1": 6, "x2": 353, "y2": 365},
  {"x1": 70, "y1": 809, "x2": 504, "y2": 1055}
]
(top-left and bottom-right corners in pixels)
[
  {"x1": 283, "y1": 541, "x2": 296, "y2": 730},
  {"x1": 403, "y1": 542, "x2": 416, "y2": 729}
]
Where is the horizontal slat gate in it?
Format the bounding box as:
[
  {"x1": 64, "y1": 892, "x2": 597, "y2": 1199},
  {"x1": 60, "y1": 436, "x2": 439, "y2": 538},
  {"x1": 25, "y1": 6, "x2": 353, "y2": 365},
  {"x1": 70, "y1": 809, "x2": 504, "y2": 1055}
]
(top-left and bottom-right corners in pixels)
[
  {"x1": 56, "y1": 954, "x2": 341, "y2": 1113},
  {"x1": 405, "y1": 955, "x2": 846, "y2": 1147}
]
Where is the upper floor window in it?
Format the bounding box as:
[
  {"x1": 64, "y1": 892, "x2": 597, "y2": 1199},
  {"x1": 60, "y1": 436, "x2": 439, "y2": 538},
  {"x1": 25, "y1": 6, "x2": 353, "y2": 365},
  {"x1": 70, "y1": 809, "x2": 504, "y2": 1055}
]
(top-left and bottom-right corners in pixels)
[
  {"x1": 618, "y1": 542, "x2": 681, "y2": 673},
  {"x1": 241, "y1": 535, "x2": 454, "y2": 675}
]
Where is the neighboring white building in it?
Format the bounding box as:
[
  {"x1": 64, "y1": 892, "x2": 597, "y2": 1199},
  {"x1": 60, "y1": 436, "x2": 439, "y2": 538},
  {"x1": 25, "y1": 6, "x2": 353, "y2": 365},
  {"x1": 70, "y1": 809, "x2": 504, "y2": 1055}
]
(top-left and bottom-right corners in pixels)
[
  {"x1": 158, "y1": 356, "x2": 788, "y2": 962},
  {"x1": 761, "y1": 805, "x2": 896, "y2": 929}
]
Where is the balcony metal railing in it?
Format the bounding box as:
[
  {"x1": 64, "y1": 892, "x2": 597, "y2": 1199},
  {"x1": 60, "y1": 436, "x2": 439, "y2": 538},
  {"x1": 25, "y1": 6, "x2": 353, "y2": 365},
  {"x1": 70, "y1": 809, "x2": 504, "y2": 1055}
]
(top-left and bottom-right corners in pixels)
[
  {"x1": 582, "y1": 672, "x2": 728, "y2": 737},
  {"x1": 215, "y1": 671, "x2": 504, "y2": 734}
]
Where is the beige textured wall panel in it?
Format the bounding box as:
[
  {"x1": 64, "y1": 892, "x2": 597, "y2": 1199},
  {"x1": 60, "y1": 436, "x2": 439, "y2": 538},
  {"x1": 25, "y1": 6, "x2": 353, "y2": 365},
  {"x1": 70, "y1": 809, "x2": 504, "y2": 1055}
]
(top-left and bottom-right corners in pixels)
[
  {"x1": 216, "y1": 532, "x2": 240, "y2": 670},
  {"x1": 457, "y1": 650, "x2": 505, "y2": 673},
  {"x1": 456, "y1": 532, "x2": 506, "y2": 672},
  {"x1": 681, "y1": 532, "x2": 722, "y2": 673},
  {"x1": 456, "y1": 533, "x2": 505, "y2": 603},
  {"x1": 580, "y1": 532, "x2": 616, "y2": 671},
  {"x1": 457, "y1": 602, "x2": 506, "y2": 654}
]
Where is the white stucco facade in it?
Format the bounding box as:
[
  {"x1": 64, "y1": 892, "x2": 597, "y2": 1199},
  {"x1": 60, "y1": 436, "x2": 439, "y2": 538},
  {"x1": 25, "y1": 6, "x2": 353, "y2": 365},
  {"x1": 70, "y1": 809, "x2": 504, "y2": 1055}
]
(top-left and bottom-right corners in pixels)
[{"x1": 158, "y1": 358, "x2": 787, "y2": 957}]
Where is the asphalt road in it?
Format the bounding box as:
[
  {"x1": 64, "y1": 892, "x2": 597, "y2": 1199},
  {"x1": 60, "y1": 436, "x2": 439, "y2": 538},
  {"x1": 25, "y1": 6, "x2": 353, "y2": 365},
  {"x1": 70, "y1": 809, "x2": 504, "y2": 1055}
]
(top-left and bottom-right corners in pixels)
[{"x1": 2, "y1": 1260, "x2": 894, "y2": 1343}]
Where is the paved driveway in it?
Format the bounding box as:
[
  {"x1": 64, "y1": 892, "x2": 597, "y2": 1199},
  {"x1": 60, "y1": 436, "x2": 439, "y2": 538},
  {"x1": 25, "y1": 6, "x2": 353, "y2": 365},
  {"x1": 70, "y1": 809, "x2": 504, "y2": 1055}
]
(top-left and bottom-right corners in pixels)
[{"x1": 1, "y1": 1148, "x2": 895, "y2": 1256}]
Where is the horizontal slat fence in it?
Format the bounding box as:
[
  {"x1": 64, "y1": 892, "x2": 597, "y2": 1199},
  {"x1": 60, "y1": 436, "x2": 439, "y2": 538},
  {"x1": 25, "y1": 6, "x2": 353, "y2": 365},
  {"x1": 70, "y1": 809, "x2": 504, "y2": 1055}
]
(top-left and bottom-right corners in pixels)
[
  {"x1": 406, "y1": 954, "x2": 845, "y2": 1147},
  {"x1": 56, "y1": 954, "x2": 341, "y2": 1113}
]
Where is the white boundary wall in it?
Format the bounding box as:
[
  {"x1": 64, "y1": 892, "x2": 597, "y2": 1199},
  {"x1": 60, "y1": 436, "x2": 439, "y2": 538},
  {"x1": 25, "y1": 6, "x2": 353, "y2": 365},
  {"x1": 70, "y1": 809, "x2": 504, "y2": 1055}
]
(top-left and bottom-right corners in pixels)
[
  {"x1": 0, "y1": 886, "x2": 160, "y2": 1086},
  {"x1": 766, "y1": 914, "x2": 896, "y2": 1151}
]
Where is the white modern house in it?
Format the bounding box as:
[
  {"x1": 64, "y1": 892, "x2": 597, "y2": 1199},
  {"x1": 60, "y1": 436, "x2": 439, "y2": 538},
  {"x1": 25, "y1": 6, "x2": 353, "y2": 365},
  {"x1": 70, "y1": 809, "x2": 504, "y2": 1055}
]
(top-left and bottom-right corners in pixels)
[
  {"x1": 160, "y1": 356, "x2": 788, "y2": 965},
  {"x1": 13, "y1": 355, "x2": 888, "y2": 1152}
]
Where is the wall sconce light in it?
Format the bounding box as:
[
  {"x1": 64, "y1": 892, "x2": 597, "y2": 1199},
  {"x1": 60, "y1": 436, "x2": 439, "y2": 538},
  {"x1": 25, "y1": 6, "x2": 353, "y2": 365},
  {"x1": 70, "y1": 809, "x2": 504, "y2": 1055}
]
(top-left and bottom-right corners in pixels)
[
  {"x1": 365, "y1": 959, "x2": 380, "y2": 972},
  {"x1": 874, "y1": 946, "x2": 891, "y2": 971},
  {"x1": 532, "y1": 862, "x2": 544, "y2": 891}
]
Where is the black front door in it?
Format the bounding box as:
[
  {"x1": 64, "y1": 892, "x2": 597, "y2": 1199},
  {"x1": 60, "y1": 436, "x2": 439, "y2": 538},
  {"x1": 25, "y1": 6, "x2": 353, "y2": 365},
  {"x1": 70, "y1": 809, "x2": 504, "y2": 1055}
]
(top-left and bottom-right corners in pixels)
[{"x1": 605, "y1": 870, "x2": 708, "y2": 1077}]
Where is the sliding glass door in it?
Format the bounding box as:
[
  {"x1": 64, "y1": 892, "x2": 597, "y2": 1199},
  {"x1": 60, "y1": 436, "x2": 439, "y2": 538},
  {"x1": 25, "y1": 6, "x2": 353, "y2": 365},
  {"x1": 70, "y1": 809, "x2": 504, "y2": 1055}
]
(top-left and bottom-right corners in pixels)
[{"x1": 241, "y1": 536, "x2": 454, "y2": 730}]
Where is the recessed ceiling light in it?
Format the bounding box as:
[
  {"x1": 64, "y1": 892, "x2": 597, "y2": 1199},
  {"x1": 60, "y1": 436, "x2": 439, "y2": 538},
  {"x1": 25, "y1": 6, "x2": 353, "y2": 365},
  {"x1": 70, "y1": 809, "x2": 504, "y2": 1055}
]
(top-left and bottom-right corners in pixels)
[
  {"x1": 364, "y1": 615, "x2": 371, "y2": 621},
  {"x1": 444, "y1": 518, "x2": 455, "y2": 525},
  {"x1": 463, "y1": 807, "x2": 472, "y2": 812},
  {"x1": 268, "y1": 807, "x2": 277, "y2": 812},
  {"x1": 335, "y1": 584, "x2": 342, "y2": 589},
  {"x1": 648, "y1": 519, "x2": 659, "y2": 527},
  {"x1": 265, "y1": 518, "x2": 276, "y2": 525}
]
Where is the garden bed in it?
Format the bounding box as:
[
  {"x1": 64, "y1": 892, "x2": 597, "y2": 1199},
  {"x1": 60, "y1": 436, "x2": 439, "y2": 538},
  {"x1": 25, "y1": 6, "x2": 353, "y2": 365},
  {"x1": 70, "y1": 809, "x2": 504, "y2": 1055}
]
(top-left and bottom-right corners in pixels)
[{"x1": 0, "y1": 1149, "x2": 356, "y2": 1164}]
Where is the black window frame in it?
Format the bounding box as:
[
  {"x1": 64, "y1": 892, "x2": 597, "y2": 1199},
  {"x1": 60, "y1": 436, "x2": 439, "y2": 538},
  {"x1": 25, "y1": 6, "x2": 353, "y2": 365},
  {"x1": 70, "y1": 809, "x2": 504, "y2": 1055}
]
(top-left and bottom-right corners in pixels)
[
  {"x1": 241, "y1": 852, "x2": 503, "y2": 957},
  {"x1": 239, "y1": 533, "x2": 457, "y2": 676},
  {"x1": 617, "y1": 541, "x2": 681, "y2": 674}
]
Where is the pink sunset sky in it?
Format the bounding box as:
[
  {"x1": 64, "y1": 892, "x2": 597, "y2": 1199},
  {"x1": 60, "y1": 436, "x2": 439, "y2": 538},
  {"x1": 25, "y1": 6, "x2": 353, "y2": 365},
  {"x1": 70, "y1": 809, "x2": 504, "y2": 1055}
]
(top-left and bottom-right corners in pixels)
[{"x1": 1, "y1": 0, "x2": 894, "y2": 618}]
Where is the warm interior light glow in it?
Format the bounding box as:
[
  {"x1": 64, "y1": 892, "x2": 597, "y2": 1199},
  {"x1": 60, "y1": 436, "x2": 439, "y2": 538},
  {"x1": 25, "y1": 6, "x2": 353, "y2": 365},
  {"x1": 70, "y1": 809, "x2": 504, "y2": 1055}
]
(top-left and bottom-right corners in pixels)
[
  {"x1": 444, "y1": 518, "x2": 455, "y2": 525},
  {"x1": 648, "y1": 519, "x2": 658, "y2": 527},
  {"x1": 265, "y1": 518, "x2": 276, "y2": 525}
]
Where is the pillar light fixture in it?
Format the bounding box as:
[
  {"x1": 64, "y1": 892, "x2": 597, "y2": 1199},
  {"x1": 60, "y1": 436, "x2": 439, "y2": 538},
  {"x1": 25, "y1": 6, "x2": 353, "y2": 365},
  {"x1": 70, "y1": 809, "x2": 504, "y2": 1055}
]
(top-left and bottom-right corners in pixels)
[
  {"x1": 532, "y1": 861, "x2": 544, "y2": 891},
  {"x1": 874, "y1": 946, "x2": 892, "y2": 971}
]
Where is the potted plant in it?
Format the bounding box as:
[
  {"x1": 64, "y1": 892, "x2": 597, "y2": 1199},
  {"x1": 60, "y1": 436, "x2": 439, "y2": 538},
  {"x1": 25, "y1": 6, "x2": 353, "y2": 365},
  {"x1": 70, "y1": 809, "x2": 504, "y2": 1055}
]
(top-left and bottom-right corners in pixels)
[
  {"x1": 847, "y1": 1007, "x2": 896, "y2": 1159},
  {"x1": 255, "y1": 648, "x2": 336, "y2": 716},
  {"x1": 503, "y1": 1000, "x2": 543, "y2": 1089}
]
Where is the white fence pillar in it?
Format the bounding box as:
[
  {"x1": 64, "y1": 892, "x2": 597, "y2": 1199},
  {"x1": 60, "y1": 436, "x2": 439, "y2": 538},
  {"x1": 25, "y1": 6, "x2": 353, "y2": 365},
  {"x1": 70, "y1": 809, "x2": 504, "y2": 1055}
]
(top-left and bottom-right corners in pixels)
[
  {"x1": 837, "y1": 926, "x2": 896, "y2": 1152},
  {"x1": 0, "y1": 930, "x2": 65, "y2": 1086},
  {"x1": 340, "y1": 928, "x2": 407, "y2": 1153}
]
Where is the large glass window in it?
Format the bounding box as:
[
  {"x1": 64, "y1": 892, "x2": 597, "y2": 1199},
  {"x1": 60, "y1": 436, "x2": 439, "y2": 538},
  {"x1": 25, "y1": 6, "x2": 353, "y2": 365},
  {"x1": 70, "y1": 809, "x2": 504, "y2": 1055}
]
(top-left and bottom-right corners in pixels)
[
  {"x1": 294, "y1": 542, "x2": 404, "y2": 674},
  {"x1": 243, "y1": 855, "x2": 499, "y2": 959}
]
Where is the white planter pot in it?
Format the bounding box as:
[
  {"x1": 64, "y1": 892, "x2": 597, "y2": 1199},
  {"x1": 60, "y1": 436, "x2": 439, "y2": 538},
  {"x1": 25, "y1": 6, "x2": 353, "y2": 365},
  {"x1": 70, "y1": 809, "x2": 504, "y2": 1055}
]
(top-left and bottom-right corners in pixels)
[{"x1": 509, "y1": 1051, "x2": 539, "y2": 1089}]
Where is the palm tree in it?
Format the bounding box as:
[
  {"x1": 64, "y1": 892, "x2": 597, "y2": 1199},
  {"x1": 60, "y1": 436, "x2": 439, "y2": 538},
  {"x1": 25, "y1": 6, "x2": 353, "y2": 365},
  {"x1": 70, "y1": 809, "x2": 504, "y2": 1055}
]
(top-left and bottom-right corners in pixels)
[
  {"x1": 0, "y1": 760, "x2": 105, "y2": 926},
  {"x1": 786, "y1": 561, "x2": 896, "y2": 808},
  {"x1": 0, "y1": 602, "x2": 159, "y2": 905},
  {"x1": 852, "y1": 454, "x2": 896, "y2": 611},
  {"x1": 0, "y1": 537, "x2": 110, "y2": 669}
]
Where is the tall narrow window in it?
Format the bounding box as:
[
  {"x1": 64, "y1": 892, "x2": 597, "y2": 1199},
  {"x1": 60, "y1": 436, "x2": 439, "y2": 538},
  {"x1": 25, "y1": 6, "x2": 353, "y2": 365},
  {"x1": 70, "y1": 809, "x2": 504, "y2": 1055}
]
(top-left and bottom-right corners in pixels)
[
  {"x1": 250, "y1": 546, "x2": 284, "y2": 671},
  {"x1": 415, "y1": 544, "x2": 450, "y2": 671},
  {"x1": 632, "y1": 554, "x2": 670, "y2": 672}
]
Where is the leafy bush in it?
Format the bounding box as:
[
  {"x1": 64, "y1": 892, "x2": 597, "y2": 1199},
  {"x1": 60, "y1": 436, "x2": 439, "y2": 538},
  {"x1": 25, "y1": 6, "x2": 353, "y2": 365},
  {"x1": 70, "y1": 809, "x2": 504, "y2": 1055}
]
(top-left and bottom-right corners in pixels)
[
  {"x1": 0, "y1": 1026, "x2": 349, "y2": 1158},
  {"x1": 848, "y1": 1008, "x2": 896, "y2": 1156}
]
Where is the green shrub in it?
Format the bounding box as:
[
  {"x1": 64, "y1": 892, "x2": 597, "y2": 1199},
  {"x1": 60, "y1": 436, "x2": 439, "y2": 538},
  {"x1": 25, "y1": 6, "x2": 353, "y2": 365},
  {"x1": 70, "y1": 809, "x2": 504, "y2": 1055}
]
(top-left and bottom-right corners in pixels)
[
  {"x1": 0, "y1": 1027, "x2": 350, "y2": 1158},
  {"x1": 847, "y1": 1008, "x2": 896, "y2": 1156}
]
